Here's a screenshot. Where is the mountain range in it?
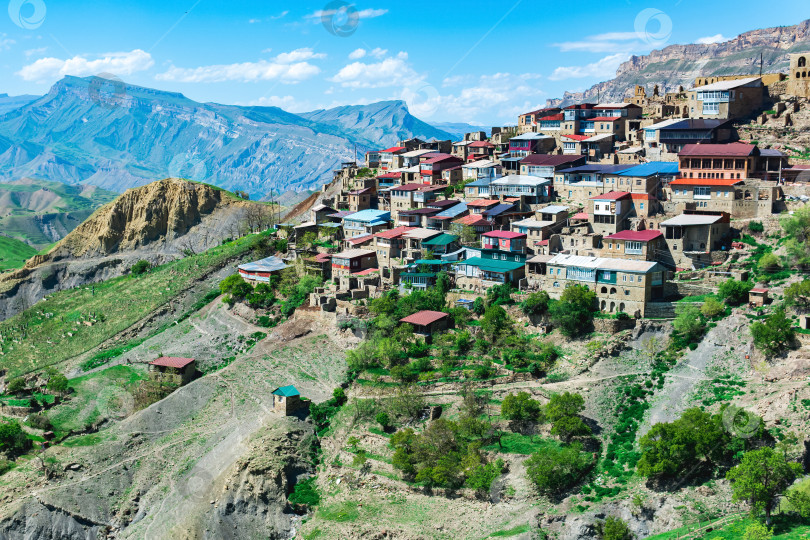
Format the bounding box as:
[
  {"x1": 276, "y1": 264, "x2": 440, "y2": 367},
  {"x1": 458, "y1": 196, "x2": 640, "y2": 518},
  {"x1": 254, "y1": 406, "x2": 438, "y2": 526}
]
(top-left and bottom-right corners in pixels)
[
  {"x1": 547, "y1": 19, "x2": 810, "y2": 107},
  {"x1": 0, "y1": 77, "x2": 457, "y2": 200}
]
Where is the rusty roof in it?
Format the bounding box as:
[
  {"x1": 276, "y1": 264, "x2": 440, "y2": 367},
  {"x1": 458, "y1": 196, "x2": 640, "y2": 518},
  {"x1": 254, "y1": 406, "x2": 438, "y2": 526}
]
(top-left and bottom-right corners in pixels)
[
  {"x1": 150, "y1": 357, "x2": 195, "y2": 368},
  {"x1": 400, "y1": 310, "x2": 449, "y2": 326}
]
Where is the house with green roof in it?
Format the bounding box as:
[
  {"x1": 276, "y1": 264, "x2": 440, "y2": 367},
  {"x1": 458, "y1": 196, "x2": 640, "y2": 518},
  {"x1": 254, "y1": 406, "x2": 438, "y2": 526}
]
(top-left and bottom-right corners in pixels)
[
  {"x1": 455, "y1": 248, "x2": 526, "y2": 287},
  {"x1": 272, "y1": 385, "x2": 303, "y2": 415},
  {"x1": 421, "y1": 233, "x2": 460, "y2": 256}
]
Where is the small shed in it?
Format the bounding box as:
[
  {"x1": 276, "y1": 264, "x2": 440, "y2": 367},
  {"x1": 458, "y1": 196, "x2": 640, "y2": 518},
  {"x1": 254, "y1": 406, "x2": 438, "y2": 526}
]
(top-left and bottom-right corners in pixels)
[
  {"x1": 272, "y1": 385, "x2": 303, "y2": 416},
  {"x1": 399, "y1": 310, "x2": 450, "y2": 336},
  {"x1": 749, "y1": 288, "x2": 769, "y2": 307},
  {"x1": 238, "y1": 256, "x2": 289, "y2": 284},
  {"x1": 800, "y1": 314, "x2": 810, "y2": 331},
  {"x1": 148, "y1": 357, "x2": 196, "y2": 385}
]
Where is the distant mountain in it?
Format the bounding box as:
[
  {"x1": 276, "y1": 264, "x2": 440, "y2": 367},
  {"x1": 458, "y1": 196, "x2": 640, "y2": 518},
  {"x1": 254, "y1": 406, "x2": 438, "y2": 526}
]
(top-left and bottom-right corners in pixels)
[
  {"x1": 430, "y1": 122, "x2": 491, "y2": 140},
  {"x1": 0, "y1": 77, "x2": 455, "y2": 200},
  {"x1": 0, "y1": 178, "x2": 117, "y2": 248},
  {"x1": 0, "y1": 93, "x2": 38, "y2": 115},
  {"x1": 546, "y1": 19, "x2": 810, "y2": 107}
]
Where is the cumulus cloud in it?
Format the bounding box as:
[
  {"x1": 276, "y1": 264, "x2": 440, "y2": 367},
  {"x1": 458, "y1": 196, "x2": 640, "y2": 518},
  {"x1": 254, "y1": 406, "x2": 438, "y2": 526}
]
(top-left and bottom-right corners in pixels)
[
  {"x1": 157, "y1": 60, "x2": 320, "y2": 83},
  {"x1": 0, "y1": 33, "x2": 15, "y2": 51},
  {"x1": 548, "y1": 53, "x2": 629, "y2": 81},
  {"x1": 695, "y1": 34, "x2": 728, "y2": 44},
  {"x1": 348, "y1": 48, "x2": 366, "y2": 60},
  {"x1": 331, "y1": 51, "x2": 423, "y2": 88},
  {"x1": 17, "y1": 49, "x2": 154, "y2": 82},
  {"x1": 347, "y1": 47, "x2": 386, "y2": 60},
  {"x1": 273, "y1": 47, "x2": 325, "y2": 63}
]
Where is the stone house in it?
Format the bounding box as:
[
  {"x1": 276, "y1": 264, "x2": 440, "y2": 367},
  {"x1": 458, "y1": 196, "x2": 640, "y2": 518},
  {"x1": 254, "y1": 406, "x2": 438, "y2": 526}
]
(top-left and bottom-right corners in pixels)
[
  {"x1": 687, "y1": 77, "x2": 764, "y2": 120},
  {"x1": 238, "y1": 256, "x2": 289, "y2": 284},
  {"x1": 601, "y1": 230, "x2": 663, "y2": 261},
  {"x1": 658, "y1": 212, "x2": 731, "y2": 269},
  {"x1": 149, "y1": 357, "x2": 196, "y2": 386},
  {"x1": 331, "y1": 249, "x2": 377, "y2": 278},
  {"x1": 272, "y1": 385, "x2": 303, "y2": 416},
  {"x1": 588, "y1": 191, "x2": 633, "y2": 236},
  {"x1": 399, "y1": 310, "x2": 450, "y2": 336}
]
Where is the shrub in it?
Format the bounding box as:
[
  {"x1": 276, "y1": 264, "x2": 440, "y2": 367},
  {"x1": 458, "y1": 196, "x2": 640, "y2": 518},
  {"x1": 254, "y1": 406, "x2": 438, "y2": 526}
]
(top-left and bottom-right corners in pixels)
[
  {"x1": 130, "y1": 260, "x2": 151, "y2": 275},
  {"x1": 525, "y1": 443, "x2": 593, "y2": 496},
  {"x1": 132, "y1": 380, "x2": 177, "y2": 411},
  {"x1": 520, "y1": 291, "x2": 550, "y2": 317},
  {"x1": 472, "y1": 297, "x2": 485, "y2": 316},
  {"x1": 6, "y1": 377, "x2": 26, "y2": 396},
  {"x1": 27, "y1": 413, "x2": 52, "y2": 431},
  {"x1": 673, "y1": 303, "x2": 704, "y2": 343},
  {"x1": 784, "y1": 280, "x2": 810, "y2": 310},
  {"x1": 700, "y1": 297, "x2": 725, "y2": 318},
  {"x1": 748, "y1": 221, "x2": 764, "y2": 233},
  {"x1": 597, "y1": 516, "x2": 633, "y2": 540},
  {"x1": 0, "y1": 419, "x2": 32, "y2": 458},
  {"x1": 288, "y1": 477, "x2": 320, "y2": 508},
  {"x1": 549, "y1": 285, "x2": 597, "y2": 338},
  {"x1": 375, "y1": 412, "x2": 390, "y2": 429},
  {"x1": 219, "y1": 274, "x2": 253, "y2": 303},
  {"x1": 743, "y1": 522, "x2": 773, "y2": 540},
  {"x1": 751, "y1": 308, "x2": 794, "y2": 357},
  {"x1": 46, "y1": 373, "x2": 69, "y2": 395},
  {"x1": 718, "y1": 278, "x2": 753, "y2": 306},
  {"x1": 757, "y1": 252, "x2": 781, "y2": 274}
]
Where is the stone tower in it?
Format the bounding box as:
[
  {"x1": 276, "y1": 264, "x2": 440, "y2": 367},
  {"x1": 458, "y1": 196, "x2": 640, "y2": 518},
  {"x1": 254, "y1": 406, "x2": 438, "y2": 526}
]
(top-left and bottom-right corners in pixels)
[{"x1": 788, "y1": 53, "x2": 810, "y2": 98}]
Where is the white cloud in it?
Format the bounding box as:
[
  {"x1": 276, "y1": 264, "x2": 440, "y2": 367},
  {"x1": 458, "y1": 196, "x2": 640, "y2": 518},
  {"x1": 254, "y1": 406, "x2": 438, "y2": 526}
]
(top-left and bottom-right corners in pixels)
[
  {"x1": 348, "y1": 48, "x2": 366, "y2": 60},
  {"x1": 273, "y1": 48, "x2": 325, "y2": 63},
  {"x1": 369, "y1": 47, "x2": 387, "y2": 58},
  {"x1": 0, "y1": 34, "x2": 15, "y2": 51},
  {"x1": 306, "y1": 7, "x2": 388, "y2": 21},
  {"x1": 331, "y1": 51, "x2": 423, "y2": 89},
  {"x1": 157, "y1": 59, "x2": 320, "y2": 83},
  {"x1": 17, "y1": 49, "x2": 154, "y2": 82},
  {"x1": 695, "y1": 34, "x2": 728, "y2": 45},
  {"x1": 249, "y1": 11, "x2": 288, "y2": 23},
  {"x1": 24, "y1": 46, "x2": 47, "y2": 58},
  {"x1": 548, "y1": 53, "x2": 629, "y2": 81}
]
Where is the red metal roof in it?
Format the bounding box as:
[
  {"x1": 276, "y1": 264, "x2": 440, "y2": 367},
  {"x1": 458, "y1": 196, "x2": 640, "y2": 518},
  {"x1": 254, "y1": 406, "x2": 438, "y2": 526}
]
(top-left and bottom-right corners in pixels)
[
  {"x1": 572, "y1": 212, "x2": 589, "y2": 220},
  {"x1": 564, "y1": 103, "x2": 596, "y2": 110},
  {"x1": 314, "y1": 253, "x2": 332, "y2": 262},
  {"x1": 590, "y1": 191, "x2": 631, "y2": 200},
  {"x1": 150, "y1": 357, "x2": 195, "y2": 369},
  {"x1": 466, "y1": 198, "x2": 500, "y2": 207},
  {"x1": 589, "y1": 116, "x2": 621, "y2": 122},
  {"x1": 377, "y1": 172, "x2": 401, "y2": 179},
  {"x1": 353, "y1": 268, "x2": 379, "y2": 276},
  {"x1": 453, "y1": 214, "x2": 493, "y2": 226},
  {"x1": 542, "y1": 113, "x2": 564, "y2": 121},
  {"x1": 347, "y1": 234, "x2": 375, "y2": 245},
  {"x1": 604, "y1": 230, "x2": 663, "y2": 242},
  {"x1": 670, "y1": 177, "x2": 743, "y2": 186},
  {"x1": 380, "y1": 146, "x2": 406, "y2": 153},
  {"x1": 374, "y1": 226, "x2": 415, "y2": 239},
  {"x1": 750, "y1": 288, "x2": 769, "y2": 294},
  {"x1": 630, "y1": 193, "x2": 653, "y2": 200},
  {"x1": 400, "y1": 310, "x2": 449, "y2": 326},
  {"x1": 393, "y1": 183, "x2": 425, "y2": 191},
  {"x1": 469, "y1": 141, "x2": 494, "y2": 148},
  {"x1": 483, "y1": 230, "x2": 526, "y2": 239},
  {"x1": 562, "y1": 134, "x2": 589, "y2": 141},
  {"x1": 679, "y1": 142, "x2": 756, "y2": 157}
]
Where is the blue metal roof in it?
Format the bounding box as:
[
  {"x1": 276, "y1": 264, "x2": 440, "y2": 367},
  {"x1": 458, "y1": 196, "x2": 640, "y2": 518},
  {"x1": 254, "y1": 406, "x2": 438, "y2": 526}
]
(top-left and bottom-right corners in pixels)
[
  {"x1": 343, "y1": 209, "x2": 390, "y2": 223},
  {"x1": 435, "y1": 202, "x2": 468, "y2": 219},
  {"x1": 557, "y1": 164, "x2": 634, "y2": 174},
  {"x1": 482, "y1": 203, "x2": 514, "y2": 217},
  {"x1": 466, "y1": 178, "x2": 493, "y2": 187},
  {"x1": 617, "y1": 161, "x2": 679, "y2": 177},
  {"x1": 238, "y1": 256, "x2": 289, "y2": 273}
]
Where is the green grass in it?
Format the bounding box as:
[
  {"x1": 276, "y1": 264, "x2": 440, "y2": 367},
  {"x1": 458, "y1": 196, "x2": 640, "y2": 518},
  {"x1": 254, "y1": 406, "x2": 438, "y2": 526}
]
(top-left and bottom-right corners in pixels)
[
  {"x1": 0, "y1": 231, "x2": 271, "y2": 377},
  {"x1": 0, "y1": 236, "x2": 37, "y2": 271},
  {"x1": 47, "y1": 364, "x2": 147, "y2": 433},
  {"x1": 483, "y1": 433, "x2": 563, "y2": 455},
  {"x1": 648, "y1": 514, "x2": 810, "y2": 539},
  {"x1": 316, "y1": 501, "x2": 360, "y2": 523},
  {"x1": 676, "y1": 293, "x2": 717, "y2": 303},
  {"x1": 61, "y1": 433, "x2": 105, "y2": 447},
  {"x1": 488, "y1": 524, "x2": 531, "y2": 537}
]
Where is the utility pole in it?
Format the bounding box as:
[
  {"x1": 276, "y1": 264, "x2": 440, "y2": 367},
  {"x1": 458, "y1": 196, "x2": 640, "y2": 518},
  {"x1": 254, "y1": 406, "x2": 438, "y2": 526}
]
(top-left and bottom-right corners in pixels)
[{"x1": 759, "y1": 52, "x2": 763, "y2": 77}]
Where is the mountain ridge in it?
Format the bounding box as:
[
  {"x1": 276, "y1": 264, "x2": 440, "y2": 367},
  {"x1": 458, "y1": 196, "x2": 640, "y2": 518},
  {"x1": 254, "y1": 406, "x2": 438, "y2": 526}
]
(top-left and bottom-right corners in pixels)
[{"x1": 0, "y1": 77, "x2": 455, "y2": 200}]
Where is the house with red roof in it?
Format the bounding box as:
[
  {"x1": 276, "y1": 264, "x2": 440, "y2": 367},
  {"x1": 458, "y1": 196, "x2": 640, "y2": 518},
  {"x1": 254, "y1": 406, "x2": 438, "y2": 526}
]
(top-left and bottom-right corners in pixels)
[
  {"x1": 481, "y1": 230, "x2": 526, "y2": 254},
  {"x1": 149, "y1": 357, "x2": 196, "y2": 385},
  {"x1": 518, "y1": 107, "x2": 561, "y2": 131},
  {"x1": 589, "y1": 191, "x2": 633, "y2": 235},
  {"x1": 419, "y1": 154, "x2": 463, "y2": 184},
  {"x1": 400, "y1": 310, "x2": 450, "y2": 336},
  {"x1": 379, "y1": 146, "x2": 406, "y2": 170},
  {"x1": 372, "y1": 226, "x2": 416, "y2": 268},
  {"x1": 602, "y1": 230, "x2": 663, "y2": 261}
]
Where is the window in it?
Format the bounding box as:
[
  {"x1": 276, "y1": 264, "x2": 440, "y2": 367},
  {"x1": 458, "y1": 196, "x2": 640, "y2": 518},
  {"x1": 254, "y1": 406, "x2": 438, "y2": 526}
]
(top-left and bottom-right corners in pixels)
[
  {"x1": 694, "y1": 186, "x2": 711, "y2": 199},
  {"x1": 622, "y1": 275, "x2": 627, "y2": 282},
  {"x1": 637, "y1": 276, "x2": 642, "y2": 282},
  {"x1": 625, "y1": 241, "x2": 642, "y2": 254},
  {"x1": 640, "y1": 203, "x2": 645, "y2": 210},
  {"x1": 625, "y1": 290, "x2": 630, "y2": 295}
]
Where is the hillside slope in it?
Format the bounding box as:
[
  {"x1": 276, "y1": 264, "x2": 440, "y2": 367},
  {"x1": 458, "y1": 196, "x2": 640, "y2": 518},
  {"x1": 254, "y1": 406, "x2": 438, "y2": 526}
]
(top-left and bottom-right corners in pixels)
[
  {"x1": 0, "y1": 178, "x2": 259, "y2": 321},
  {"x1": 0, "y1": 236, "x2": 37, "y2": 271},
  {"x1": 0, "y1": 77, "x2": 454, "y2": 199},
  {"x1": 547, "y1": 19, "x2": 810, "y2": 106}
]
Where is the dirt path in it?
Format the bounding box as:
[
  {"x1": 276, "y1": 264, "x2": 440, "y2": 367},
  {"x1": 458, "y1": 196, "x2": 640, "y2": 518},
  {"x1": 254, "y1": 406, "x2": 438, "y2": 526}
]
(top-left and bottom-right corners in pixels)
[{"x1": 639, "y1": 312, "x2": 751, "y2": 436}]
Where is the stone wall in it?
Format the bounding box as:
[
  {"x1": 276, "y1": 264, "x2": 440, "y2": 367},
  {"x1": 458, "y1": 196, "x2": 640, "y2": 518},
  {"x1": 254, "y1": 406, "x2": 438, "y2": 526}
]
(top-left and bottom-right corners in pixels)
[{"x1": 593, "y1": 318, "x2": 636, "y2": 334}]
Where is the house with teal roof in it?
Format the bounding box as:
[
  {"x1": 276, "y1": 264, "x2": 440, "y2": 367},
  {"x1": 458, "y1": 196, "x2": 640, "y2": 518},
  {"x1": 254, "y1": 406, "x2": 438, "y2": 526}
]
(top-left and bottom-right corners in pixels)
[{"x1": 272, "y1": 385, "x2": 303, "y2": 415}]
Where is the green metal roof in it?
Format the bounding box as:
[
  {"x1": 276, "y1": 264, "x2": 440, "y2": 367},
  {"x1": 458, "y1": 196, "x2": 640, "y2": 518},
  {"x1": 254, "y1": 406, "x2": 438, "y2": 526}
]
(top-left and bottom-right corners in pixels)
[
  {"x1": 401, "y1": 272, "x2": 436, "y2": 278},
  {"x1": 272, "y1": 385, "x2": 300, "y2": 397},
  {"x1": 422, "y1": 233, "x2": 460, "y2": 246},
  {"x1": 459, "y1": 256, "x2": 525, "y2": 273},
  {"x1": 412, "y1": 259, "x2": 452, "y2": 266}
]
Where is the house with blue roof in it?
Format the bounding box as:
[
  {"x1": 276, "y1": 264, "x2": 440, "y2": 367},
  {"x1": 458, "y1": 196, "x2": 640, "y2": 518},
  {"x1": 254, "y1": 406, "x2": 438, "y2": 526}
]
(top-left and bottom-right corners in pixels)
[
  {"x1": 601, "y1": 161, "x2": 680, "y2": 200},
  {"x1": 272, "y1": 385, "x2": 303, "y2": 415},
  {"x1": 554, "y1": 164, "x2": 635, "y2": 202},
  {"x1": 342, "y1": 209, "x2": 391, "y2": 238},
  {"x1": 465, "y1": 177, "x2": 494, "y2": 198}
]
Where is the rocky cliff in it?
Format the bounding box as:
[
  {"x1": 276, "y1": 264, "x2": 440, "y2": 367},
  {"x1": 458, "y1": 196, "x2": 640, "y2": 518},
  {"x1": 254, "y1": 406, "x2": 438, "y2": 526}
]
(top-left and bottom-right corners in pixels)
[
  {"x1": 0, "y1": 178, "x2": 256, "y2": 320},
  {"x1": 547, "y1": 19, "x2": 810, "y2": 107}
]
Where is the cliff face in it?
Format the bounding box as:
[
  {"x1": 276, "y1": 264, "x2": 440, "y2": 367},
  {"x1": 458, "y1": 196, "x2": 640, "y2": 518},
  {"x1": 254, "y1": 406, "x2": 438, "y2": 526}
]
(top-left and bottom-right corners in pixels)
[
  {"x1": 0, "y1": 178, "x2": 255, "y2": 321},
  {"x1": 547, "y1": 19, "x2": 810, "y2": 107}
]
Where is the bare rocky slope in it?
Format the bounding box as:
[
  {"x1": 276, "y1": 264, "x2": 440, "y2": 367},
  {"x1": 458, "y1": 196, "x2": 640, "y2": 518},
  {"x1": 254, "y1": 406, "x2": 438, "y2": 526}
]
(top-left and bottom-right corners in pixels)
[
  {"x1": 547, "y1": 19, "x2": 810, "y2": 106},
  {"x1": 0, "y1": 178, "x2": 256, "y2": 321}
]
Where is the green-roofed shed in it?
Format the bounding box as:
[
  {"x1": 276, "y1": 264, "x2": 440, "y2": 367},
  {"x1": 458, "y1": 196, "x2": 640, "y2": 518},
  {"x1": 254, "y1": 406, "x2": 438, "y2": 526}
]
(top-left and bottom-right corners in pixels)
[
  {"x1": 272, "y1": 385, "x2": 303, "y2": 415},
  {"x1": 420, "y1": 233, "x2": 460, "y2": 255}
]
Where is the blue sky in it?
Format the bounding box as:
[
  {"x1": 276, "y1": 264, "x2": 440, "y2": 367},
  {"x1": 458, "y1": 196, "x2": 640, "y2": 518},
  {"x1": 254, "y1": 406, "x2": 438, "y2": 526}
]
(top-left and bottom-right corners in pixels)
[{"x1": 1, "y1": 0, "x2": 809, "y2": 124}]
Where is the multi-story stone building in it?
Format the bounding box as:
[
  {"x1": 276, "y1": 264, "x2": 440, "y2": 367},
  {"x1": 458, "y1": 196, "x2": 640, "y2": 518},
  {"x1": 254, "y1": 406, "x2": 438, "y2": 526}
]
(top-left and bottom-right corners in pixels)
[
  {"x1": 658, "y1": 212, "x2": 731, "y2": 269},
  {"x1": 601, "y1": 230, "x2": 664, "y2": 261},
  {"x1": 687, "y1": 77, "x2": 764, "y2": 120},
  {"x1": 642, "y1": 119, "x2": 732, "y2": 155},
  {"x1": 588, "y1": 191, "x2": 632, "y2": 235},
  {"x1": 544, "y1": 254, "x2": 666, "y2": 317},
  {"x1": 788, "y1": 53, "x2": 810, "y2": 98}
]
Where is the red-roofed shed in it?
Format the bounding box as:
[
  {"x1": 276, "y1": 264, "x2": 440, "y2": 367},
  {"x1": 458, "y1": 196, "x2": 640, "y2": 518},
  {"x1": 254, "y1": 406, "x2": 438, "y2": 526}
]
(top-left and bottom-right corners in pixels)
[
  {"x1": 149, "y1": 357, "x2": 196, "y2": 385},
  {"x1": 399, "y1": 310, "x2": 450, "y2": 336}
]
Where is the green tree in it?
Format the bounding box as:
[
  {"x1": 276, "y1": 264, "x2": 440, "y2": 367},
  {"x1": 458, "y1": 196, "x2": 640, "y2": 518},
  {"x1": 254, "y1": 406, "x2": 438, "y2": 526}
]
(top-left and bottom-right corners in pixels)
[
  {"x1": 525, "y1": 443, "x2": 592, "y2": 497},
  {"x1": 0, "y1": 419, "x2": 32, "y2": 458},
  {"x1": 130, "y1": 260, "x2": 151, "y2": 275},
  {"x1": 751, "y1": 308, "x2": 794, "y2": 357},
  {"x1": 6, "y1": 377, "x2": 26, "y2": 396},
  {"x1": 757, "y1": 253, "x2": 781, "y2": 274},
  {"x1": 785, "y1": 280, "x2": 810, "y2": 311},
  {"x1": 551, "y1": 415, "x2": 591, "y2": 442},
  {"x1": 718, "y1": 278, "x2": 753, "y2": 306},
  {"x1": 726, "y1": 447, "x2": 801, "y2": 524},
  {"x1": 673, "y1": 303, "x2": 705, "y2": 343},
  {"x1": 597, "y1": 516, "x2": 634, "y2": 540},
  {"x1": 219, "y1": 274, "x2": 253, "y2": 303},
  {"x1": 501, "y1": 392, "x2": 543, "y2": 434},
  {"x1": 376, "y1": 412, "x2": 390, "y2": 430},
  {"x1": 472, "y1": 297, "x2": 485, "y2": 316},
  {"x1": 781, "y1": 206, "x2": 810, "y2": 268},
  {"x1": 480, "y1": 305, "x2": 509, "y2": 343},
  {"x1": 700, "y1": 297, "x2": 725, "y2": 318},
  {"x1": 46, "y1": 373, "x2": 69, "y2": 396},
  {"x1": 300, "y1": 231, "x2": 317, "y2": 248},
  {"x1": 546, "y1": 392, "x2": 585, "y2": 422},
  {"x1": 549, "y1": 285, "x2": 596, "y2": 337},
  {"x1": 748, "y1": 221, "x2": 765, "y2": 233},
  {"x1": 486, "y1": 283, "x2": 514, "y2": 306},
  {"x1": 520, "y1": 291, "x2": 550, "y2": 317}
]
